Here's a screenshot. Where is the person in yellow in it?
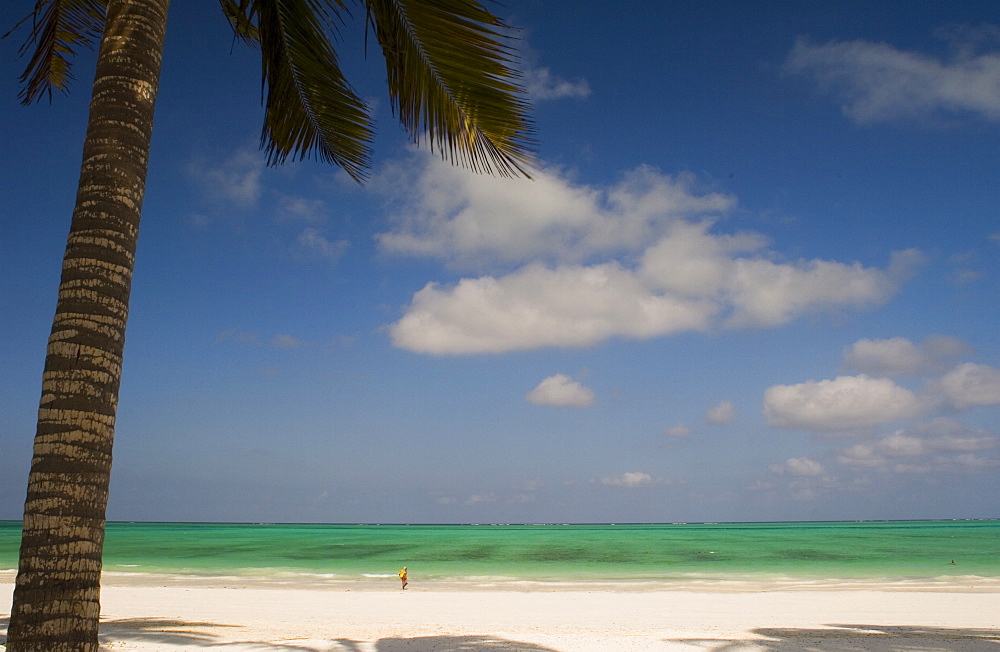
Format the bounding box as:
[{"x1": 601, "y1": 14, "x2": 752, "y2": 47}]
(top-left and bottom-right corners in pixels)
[{"x1": 398, "y1": 566, "x2": 408, "y2": 590}]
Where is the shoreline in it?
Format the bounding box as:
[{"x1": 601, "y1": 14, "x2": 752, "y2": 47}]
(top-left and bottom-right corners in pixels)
[
  {"x1": 4, "y1": 575, "x2": 1000, "y2": 650},
  {"x1": 5, "y1": 568, "x2": 1000, "y2": 593},
  {"x1": 8, "y1": 569, "x2": 1000, "y2": 593}
]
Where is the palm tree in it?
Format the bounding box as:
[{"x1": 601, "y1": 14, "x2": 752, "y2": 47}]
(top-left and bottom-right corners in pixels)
[{"x1": 5, "y1": 0, "x2": 534, "y2": 649}]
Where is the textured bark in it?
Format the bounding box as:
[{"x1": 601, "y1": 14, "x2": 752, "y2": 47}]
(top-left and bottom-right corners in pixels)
[{"x1": 7, "y1": 0, "x2": 170, "y2": 649}]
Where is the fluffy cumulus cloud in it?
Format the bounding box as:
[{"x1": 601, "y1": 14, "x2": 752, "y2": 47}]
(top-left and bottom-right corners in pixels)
[
  {"x1": 843, "y1": 336, "x2": 971, "y2": 377},
  {"x1": 525, "y1": 374, "x2": 595, "y2": 408},
  {"x1": 763, "y1": 374, "x2": 923, "y2": 431},
  {"x1": 600, "y1": 472, "x2": 655, "y2": 487},
  {"x1": 837, "y1": 419, "x2": 997, "y2": 473},
  {"x1": 376, "y1": 161, "x2": 734, "y2": 267},
  {"x1": 785, "y1": 32, "x2": 1000, "y2": 124},
  {"x1": 764, "y1": 344, "x2": 1000, "y2": 437},
  {"x1": 931, "y1": 363, "x2": 1000, "y2": 410},
  {"x1": 391, "y1": 262, "x2": 717, "y2": 354},
  {"x1": 382, "y1": 156, "x2": 920, "y2": 354},
  {"x1": 705, "y1": 400, "x2": 737, "y2": 425},
  {"x1": 770, "y1": 457, "x2": 825, "y2": 477}
]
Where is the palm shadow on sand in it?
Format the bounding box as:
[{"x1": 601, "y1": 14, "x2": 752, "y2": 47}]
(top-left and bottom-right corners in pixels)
[
  {"x1": 669, "y1": 623, "x2": 1000, "y2": 651},
  {"x1": 97, "y1": 617, "x2": 253, "y2": 649},
  {"x1": 8, "y1": 618, "x2": 998, "y2": 651},
  {"x1": 72, "y1": 617, "x2": 562, "y2": 651},
  {"x1": 372, "y1": 636, "x2": 559, "y2": 651}
]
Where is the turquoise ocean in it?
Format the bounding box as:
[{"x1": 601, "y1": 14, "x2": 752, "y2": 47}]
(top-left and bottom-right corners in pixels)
[{"x1": 2, "y1": 520, "x2": 998, "y2": 589}]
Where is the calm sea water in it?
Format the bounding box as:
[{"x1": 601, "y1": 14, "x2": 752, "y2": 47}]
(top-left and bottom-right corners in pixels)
[{"x1": 2, "y1": 520, "x2": 997, "y2": 588}]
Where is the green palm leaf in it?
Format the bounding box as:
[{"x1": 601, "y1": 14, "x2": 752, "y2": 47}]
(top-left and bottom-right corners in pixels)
[
  {"x1": 364, "y1": 0, "x2": 535, "y2": 178},
  {"x1": 8, "y1": 0, "x2": 106, "y2": 104},
  {"x1": 220, "y1": 0, "x2": 260, "y2": 42},
  {"x1": 248, "y1": 0, "x2": 375, "y2": 181}
]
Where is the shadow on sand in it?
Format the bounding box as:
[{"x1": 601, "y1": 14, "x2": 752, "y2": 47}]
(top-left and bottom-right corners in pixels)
[
  {"x1": 89, "y1": 617, "x2": 560, "y2": 651},
  {"x1": 670, "y1": 623, "x2": 1000, "y2": 651},
  {"x1": 97, "y1": 617, "x2": 247, "y2": 649},
  {"x1": 9, "y1": 618, "x2": 998, "y2": 651},
  {"x1": 349, "y1": 637, "x2": 558, "y2": 651}
]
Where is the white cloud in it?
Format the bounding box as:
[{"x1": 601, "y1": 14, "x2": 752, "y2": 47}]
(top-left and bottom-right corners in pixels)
[
  {"x1": 280, "y1": 196, "x2": 327, "y2": 223},
  {"x1": 843, "y1": 335, "x2": 971, "y2": 376},
  {"x1": 382, "y1": 157, "x2": 920, "y2": 355},
  {"x1": 524, "y1": 66, "x2": 591, "y2": 100},
  {"x1": 664, "y1": 424, "x2": 691, "y2": 438},
  {"x1": 392, "y1": 262, "x2": 716, "y2": 354},
  {"x1": 525, "y1": 373, "x2": 595, "y2": 408},
  {"x1": 376, "y1": 162, "x2": 734, "y2": 267},
  {"x1": 189, "y1": 150, "x2": 262, "y2": 207},
  {"x1": 837, "y1": 420, "x2": 997, "y2": 472},
  {"x1": 705, "y1": 400, "x2": 737, "y2": 425},
  {"x1": 785, "y1": 36, "x2": 1000, "y2": 124},
  {"x1": 390, "y1": 250, "x2": 914, "y2": 354},
  {"x1": 770, "y1": 457, "x2": 825, "y2": 477},
  {"x1": 763, "y1": 374, "x2": 923, "y2": 431},
  {"x1": 600, "y1": 471, "x2": 654, "y2": 487},
  {"x1": 297, "y1": 227, "x2": 348, "y2": 263},
  {"x1": 931, "y1": 363, "x2": 1000, "y2": 410},
  {"x1": 722, "y1": 249, "x2": 923, "y2": 329}
]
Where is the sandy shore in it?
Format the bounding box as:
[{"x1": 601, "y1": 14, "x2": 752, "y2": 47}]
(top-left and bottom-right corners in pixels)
[{"x1": 2, "y1": 573, "x2": 999, "y2": 650}]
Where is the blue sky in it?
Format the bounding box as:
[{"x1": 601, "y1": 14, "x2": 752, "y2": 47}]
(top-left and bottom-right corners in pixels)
[{"x1": 2, "y1": 1, "x2": 999, "y2": 524}]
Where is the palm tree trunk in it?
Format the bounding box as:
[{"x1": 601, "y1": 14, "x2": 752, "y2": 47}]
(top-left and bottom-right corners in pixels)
[{"x1": 6, "y1": 0, "x2": 170, "y2": 649}]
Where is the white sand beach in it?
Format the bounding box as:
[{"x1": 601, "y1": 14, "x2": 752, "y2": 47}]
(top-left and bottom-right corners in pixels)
[{"x1": 2, "y1": 572, "x2": 999, "y2": 651}]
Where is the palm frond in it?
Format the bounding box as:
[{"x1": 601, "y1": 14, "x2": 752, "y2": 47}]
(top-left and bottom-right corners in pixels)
[
  {"x1": 364, "y1": 0, "x2": 535, "y2": 178},
  {"x1": 252, "y1": 0, "x2": 374, "y2": 181},
  {"x1": 7, "y1": 0, "x2": 106, "y2": 104},
  {"x1": 220, "y1": 0, "x2": 260, "y2": 43}
]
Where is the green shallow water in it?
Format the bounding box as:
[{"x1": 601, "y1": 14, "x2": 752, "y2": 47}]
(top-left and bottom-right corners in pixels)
[{"x1": 2, "y1": 520, "x2": 998, "y2": 585}]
